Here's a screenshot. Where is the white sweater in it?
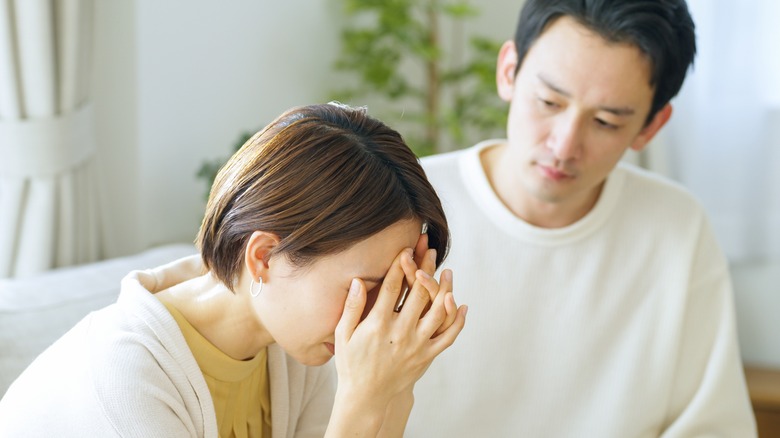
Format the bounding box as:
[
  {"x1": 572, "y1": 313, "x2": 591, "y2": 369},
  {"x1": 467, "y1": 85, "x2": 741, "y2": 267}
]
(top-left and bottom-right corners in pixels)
[
  {"x1": 0, "y1": 255, "x2": 335, "y2": 438},
  {"x1": 406, "y1": 141, "x2": 756, "y2": 437}
]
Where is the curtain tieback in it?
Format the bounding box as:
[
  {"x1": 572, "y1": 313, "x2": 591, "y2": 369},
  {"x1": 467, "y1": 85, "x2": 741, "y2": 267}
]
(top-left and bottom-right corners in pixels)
[{"x1": 0, "y1": 103, "x2": 96, "y2": 178}]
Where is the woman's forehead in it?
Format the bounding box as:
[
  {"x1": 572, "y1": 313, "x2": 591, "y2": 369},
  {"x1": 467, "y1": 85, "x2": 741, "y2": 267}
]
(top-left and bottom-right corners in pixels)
[{"x1": 317, "y1": 219, "x2": 421, "y2": 273}]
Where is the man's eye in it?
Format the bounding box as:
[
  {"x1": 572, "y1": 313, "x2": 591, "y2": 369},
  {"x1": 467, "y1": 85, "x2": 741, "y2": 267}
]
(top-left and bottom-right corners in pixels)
[{"x1": 595, "y1": 118, "x2": 619, "y2": 130}]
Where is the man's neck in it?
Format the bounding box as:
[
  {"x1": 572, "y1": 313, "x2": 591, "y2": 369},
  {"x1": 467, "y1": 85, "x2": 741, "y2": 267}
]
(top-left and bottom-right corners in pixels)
[{"x1": 480, "y1": 143, "x2": 602, "y2": 228}]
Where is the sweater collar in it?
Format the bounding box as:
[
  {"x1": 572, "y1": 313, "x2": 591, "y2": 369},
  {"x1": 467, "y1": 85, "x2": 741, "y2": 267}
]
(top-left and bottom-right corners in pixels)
[{"x1": 459, "y1": 139, "x2": 624, "y2": 245}]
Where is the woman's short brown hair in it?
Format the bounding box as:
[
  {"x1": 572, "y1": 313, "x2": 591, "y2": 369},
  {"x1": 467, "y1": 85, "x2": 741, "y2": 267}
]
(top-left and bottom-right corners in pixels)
[{"x1": 196, "y1": 103, "x2": 449, "y2": 290}]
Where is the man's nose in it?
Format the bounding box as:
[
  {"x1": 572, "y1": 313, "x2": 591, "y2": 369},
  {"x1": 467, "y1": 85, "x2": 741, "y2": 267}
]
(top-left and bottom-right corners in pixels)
[{"x1": 547, "y1": 115, "x2": 583, "y2": 161}]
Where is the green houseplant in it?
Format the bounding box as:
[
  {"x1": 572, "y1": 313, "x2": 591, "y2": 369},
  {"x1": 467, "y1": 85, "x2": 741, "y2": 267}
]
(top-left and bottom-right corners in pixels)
[
  {"x1": 197, "y1": 0, "x2": 507, "y2": 196},
  {"x1": 331, "y1": 0, "x2": 507, "y2": 156}
]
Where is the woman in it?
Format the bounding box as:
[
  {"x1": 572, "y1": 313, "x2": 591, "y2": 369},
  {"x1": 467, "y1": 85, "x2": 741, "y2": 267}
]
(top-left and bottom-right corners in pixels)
[{"x1": 0, "y1": 103, "x2": 467, "y2": 437}]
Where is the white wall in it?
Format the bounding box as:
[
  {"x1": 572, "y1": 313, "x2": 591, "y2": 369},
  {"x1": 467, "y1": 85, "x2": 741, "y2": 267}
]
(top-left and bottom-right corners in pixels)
[
  {"x1": 93, "y1": 0, "x2": 520, "y2": 257},
  {"x1": 136, "y1": 0, "x2": 349, "y2": 250},
  {"x1": 94, "y1": 0, "x2": 346, "y2": 256}
]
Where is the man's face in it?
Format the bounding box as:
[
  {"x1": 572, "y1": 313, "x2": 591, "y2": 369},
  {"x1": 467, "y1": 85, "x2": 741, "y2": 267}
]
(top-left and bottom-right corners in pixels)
[{"x1": 496, "y1": 16, "x2": 669, "y2": 220}]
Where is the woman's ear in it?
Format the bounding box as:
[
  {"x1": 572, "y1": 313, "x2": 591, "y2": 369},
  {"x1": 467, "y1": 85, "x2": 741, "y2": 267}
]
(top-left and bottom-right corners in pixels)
[
  {"x1": 244, "y1": 231, "x2": 280, "y2": 280},
  {"x1": 497, "y1": 40, "x2": 519, "y2": 102}
]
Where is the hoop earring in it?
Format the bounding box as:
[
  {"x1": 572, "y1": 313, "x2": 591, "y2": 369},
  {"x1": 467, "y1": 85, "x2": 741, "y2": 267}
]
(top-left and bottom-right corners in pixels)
[{"x1": 250, "y1": 277, "x2": 264, "y2": 298}]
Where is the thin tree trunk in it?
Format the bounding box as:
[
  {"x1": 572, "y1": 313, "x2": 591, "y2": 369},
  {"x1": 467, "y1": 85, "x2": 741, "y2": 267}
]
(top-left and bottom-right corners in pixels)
[{"x1": 425, "y1": 0, "x2": 440, "y2": 152}]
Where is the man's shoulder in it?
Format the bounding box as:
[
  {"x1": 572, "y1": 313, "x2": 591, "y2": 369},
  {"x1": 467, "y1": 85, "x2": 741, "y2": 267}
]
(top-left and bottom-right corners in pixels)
[
  {"x1": 420, "y1": 148, "x2": 465, "y2": 171},
  {"x1": 615, "y1": 162, "x2": 706, "y2": 219},
  {"x1": 419, "y1": 150, "x2": 466, "y2": 193},
  {"x1": 421, "y1": 140, "x2": 500, "y2": 183}
]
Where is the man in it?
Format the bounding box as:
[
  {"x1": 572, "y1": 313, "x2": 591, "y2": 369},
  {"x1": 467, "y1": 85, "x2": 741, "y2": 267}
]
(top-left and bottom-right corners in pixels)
[{"x1": 407, "y1": 1, "x2": 756, "y2": 436}]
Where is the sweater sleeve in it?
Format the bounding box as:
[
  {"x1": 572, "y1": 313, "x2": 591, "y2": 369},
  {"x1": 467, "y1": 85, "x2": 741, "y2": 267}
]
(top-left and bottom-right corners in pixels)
[
  {"x1": 0, "y1": 311, "x2": 208, "y2": 438},
  {"x1": 93, "y1": 347, "x2": 203, "y2": 437},
  {"x1": 88, "y1": 318, "x2": 211, "y2": 437},
  {"x1": 660, "y1": 215, "x2": 757, "y2": 437}
]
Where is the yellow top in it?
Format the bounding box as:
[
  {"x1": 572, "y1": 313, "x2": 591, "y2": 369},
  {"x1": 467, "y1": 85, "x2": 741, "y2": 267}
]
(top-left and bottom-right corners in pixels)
[{"x1": 163, "y1": 301, "x2": 272, "y2": 438}]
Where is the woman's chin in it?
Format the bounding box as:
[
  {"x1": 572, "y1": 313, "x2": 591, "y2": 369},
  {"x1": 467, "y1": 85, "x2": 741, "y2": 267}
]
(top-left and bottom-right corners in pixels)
[{"x1": 293, "y1": 350, "x2": 333, "y2": 367}]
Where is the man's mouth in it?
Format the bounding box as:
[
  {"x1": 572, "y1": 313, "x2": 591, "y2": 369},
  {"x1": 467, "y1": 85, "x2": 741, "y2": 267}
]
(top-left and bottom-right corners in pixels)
[{"x1": 537, "y1": 163, "x2": 573, "y2": 181}]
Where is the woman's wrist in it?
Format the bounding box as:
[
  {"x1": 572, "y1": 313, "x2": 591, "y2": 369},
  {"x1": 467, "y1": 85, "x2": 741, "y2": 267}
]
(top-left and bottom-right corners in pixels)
[
  {"x1": 326, "y1": 388, "x2": 388, "y2": 437},
  {"x1": 377, "y1": 388, "x2": 415, "y2": 438}
]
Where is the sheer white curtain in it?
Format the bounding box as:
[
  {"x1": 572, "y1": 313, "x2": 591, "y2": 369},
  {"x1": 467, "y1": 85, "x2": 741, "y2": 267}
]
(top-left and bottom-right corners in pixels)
[
  {"x1": 639, "y1": 0, "x2": 780, "y2": 263},
  {"x1": 0, "y1": 0, "x2": 101, "y2": 278}
]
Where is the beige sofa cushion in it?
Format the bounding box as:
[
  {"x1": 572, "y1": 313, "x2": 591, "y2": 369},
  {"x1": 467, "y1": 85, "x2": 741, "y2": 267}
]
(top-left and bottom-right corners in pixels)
[{"x1": 0, "y1": 244, "x2": 197, "y2": 397}]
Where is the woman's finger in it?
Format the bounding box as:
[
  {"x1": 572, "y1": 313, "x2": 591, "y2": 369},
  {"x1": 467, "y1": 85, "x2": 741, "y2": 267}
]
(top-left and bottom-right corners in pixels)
[
  {"x1": 416, "y1": 278, "x2": 449, "y2": 337},
  {"x1": 401, "y1": 233, "x2": 429, "y2": 294},
  {"x1": 399, "y1": 249, "x2": 418, "y2": 308},
  {"x1": 413, "y1": 232, "x2": 429, "y2": 266},
  {"x1": 372, "y1": 248, "x2": 412, "y2": 316},
  {"x1": 414, "y1": 269, "x2": 440, "y2": 299},
  {"x1": 419, "y1": 247, "x2": 437, "y2": 277},
  {"x1": 428, "y1": 305, "x2": 468, "y2": 354},
  {"x1": 397, "y1": 270, "x2": 437, "y2": 326},
  {"x1": 335, "y1": 278, "x2": 366, "y2": 343},
  {"x1": 433, "y1": 270, "x2": 457, "y2": 336}
]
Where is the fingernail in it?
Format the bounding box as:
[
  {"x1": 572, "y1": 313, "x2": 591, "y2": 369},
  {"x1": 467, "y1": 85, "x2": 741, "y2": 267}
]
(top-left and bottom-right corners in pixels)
[
  {"x1": 443, "y1": 269, "x2": 452, "y2": 282},
  {"x1": 428, "y1": 249, "x2": 437, "y2": 263},
  {"x1": 349, "y1": 279, "x2": 360, "y2": 297}
]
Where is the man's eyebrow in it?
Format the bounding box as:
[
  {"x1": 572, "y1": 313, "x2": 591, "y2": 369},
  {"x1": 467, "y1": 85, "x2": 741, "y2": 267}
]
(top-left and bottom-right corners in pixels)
[
  {"x1": 538, "y1": 74, "x2": 636, "y2": 117},
  {"x1": 538, "y1": 74, "x2": 571, "y2": 98},
  {"x1": 599, "y1": 105, "x2": 635, "y2": 117}
]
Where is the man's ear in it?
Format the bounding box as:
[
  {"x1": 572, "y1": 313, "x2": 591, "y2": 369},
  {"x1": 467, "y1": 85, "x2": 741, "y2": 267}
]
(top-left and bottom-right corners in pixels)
[
  {"x1": 496, "y1": 40, "x2": 519, "y2": 102},
  {"x1": 630, "y1": 104, "x2": 673, "y2": 152},
  {"x1": 244, "y1": 231, "x2": 280, "y2": 280}
]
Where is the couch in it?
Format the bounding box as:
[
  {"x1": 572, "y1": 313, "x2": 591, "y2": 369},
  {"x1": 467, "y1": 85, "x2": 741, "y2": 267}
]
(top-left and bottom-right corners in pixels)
[{"x1": 0, "y1": 244, "x2": 197, "y2": 397}]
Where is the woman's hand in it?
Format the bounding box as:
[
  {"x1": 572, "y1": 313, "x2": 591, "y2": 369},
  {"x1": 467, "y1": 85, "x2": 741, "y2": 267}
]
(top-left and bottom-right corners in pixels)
[
  {"x1": 326, "y1": 247, "x2": 467, "y2": 437},
  {"x1": 402, "y1": 233, "x2": 459, "y2": 337}
]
